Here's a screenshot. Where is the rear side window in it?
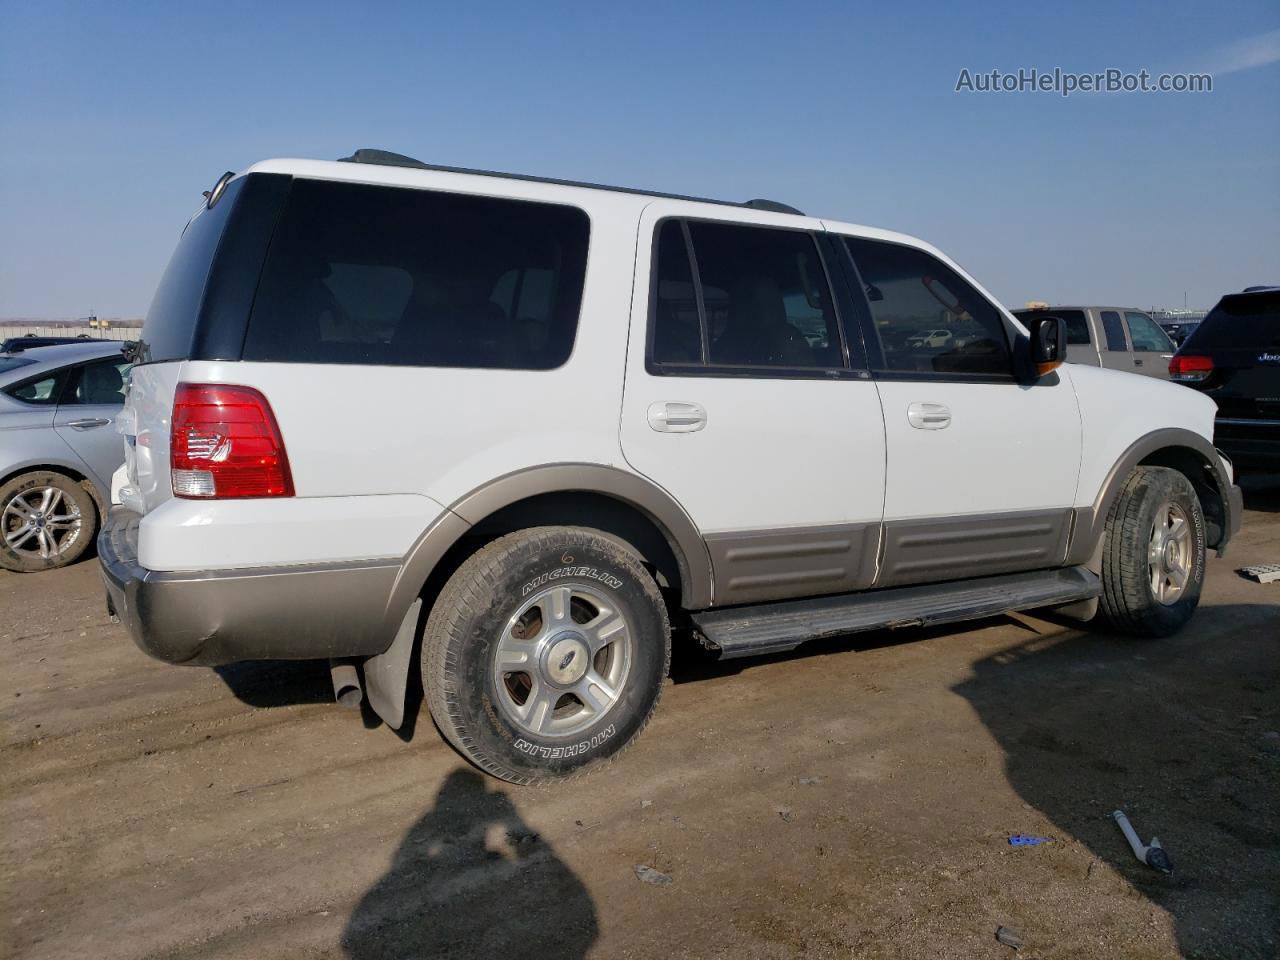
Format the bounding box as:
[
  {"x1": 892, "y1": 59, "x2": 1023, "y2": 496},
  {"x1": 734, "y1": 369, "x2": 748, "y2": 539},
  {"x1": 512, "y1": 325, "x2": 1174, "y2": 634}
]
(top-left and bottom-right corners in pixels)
[
  {"x1": 4, "y1": 372, "x2": 61, "y2": 405},
  {"x1": 844, "y1": 237, "x2": 1012, "y2": 377},
  {"x1": 649, "y1": 219, "x2": 842, "y2": 372},
  {"x1": 143, "y1": 177, "x2": 246, "y2": 363},
  {"x1": 64, "y1": 359, "x2": 132, "y2": 405},
  {"x1": 1013, "y1": 309, "x2": 1090, "y2": 345},
  {"x1": 1183, "y1": 292, "x2": 1280, "y2": 350},
  {"x1": 1124, "y1": 311, "x2": 1174, "y2": 352},
  {"x1": 243, "y1": 180, "x2": 590, "y2": 369},
  {"x1": 1100, "y1": 311, "x2": 1128, "y2": 351}
]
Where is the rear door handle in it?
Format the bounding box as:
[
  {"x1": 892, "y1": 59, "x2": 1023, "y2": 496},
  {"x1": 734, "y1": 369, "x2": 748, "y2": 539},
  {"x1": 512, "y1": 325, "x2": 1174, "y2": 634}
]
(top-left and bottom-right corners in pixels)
[
  {"x1": 647, "y1": 401, "x2": 707, "y2": 433},
  {"x1": 64, "y1": 417, "x2": 112, "y2": 430},
  {"x1": 907, "y1": 402, "x2": 951, "y2": 430},
  {"x1": 1134, "y1": 358, "x2": 1145, "y2": 366}
]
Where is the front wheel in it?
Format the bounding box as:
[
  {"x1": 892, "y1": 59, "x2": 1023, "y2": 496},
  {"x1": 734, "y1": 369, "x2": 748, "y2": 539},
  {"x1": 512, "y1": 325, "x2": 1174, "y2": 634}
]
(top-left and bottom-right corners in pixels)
[
  {"x1": 422, "y1": 527, "x2": 671, "y2": 784},
  {"x1": 0, "y1": 471, "x2": 97, "y2": 573},
  {"x1": 1099, "y1": 466, "x2": 1206, "y2": 636}
]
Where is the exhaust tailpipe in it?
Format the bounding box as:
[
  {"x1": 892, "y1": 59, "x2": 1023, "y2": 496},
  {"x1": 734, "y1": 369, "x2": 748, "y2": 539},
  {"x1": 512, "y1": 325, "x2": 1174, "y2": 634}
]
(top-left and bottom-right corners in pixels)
[{"x1": 329, "y1": 658, "x2": 363, "y2": 708}]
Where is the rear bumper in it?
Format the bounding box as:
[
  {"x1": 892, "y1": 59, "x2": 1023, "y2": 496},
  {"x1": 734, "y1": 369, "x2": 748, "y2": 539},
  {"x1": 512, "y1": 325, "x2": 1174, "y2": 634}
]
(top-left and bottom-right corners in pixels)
[
  {"x1": 98, "y1": 509, "x2": 401, "y2": 666},
  {"x1": 1214, "y1": 417, "x2": 1280, "y2": 469}
]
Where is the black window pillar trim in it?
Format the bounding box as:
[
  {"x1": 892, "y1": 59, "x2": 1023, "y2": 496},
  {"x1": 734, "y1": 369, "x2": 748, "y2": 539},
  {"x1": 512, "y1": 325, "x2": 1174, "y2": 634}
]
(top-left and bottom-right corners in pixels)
[{"x1": 679, "y1": 220, "x2": 710, "y2": 365}]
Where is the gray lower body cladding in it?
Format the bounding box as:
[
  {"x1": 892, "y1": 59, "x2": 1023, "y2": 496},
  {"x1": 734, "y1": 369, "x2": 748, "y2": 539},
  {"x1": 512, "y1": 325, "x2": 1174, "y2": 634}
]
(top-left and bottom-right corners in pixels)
[
  {"x1": 704, "y1": 522, "x2": 879, "y2": 606},
  {"x1": 692, "y1": 566, "x2": 1101, "y2": 660},
  {"x1": 98, "y1": 509, "x2": 400, "y2": 666},
  {"x1": 876, "y1": 509, "x2": 1072, "y2": 588}
]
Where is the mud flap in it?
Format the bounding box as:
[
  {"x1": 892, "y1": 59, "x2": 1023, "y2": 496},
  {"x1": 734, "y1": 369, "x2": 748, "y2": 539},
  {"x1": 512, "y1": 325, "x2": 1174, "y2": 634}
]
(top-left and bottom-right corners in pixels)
[{"x1": 363, "y1": 599, "x2": 421, "y2": 730}]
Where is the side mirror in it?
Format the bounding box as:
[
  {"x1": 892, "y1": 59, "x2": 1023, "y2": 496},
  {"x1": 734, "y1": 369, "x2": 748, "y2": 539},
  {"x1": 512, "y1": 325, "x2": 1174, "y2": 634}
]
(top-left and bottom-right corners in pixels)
[{"x1": 1026, "y1": 315, "x2": 1067, "y2": 377}]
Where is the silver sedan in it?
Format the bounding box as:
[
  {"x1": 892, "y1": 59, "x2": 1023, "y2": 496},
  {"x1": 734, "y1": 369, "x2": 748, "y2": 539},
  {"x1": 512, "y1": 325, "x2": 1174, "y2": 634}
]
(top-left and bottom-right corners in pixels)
[{"x1": 0, "y1": 341, "x2": 132, "y2": 572}]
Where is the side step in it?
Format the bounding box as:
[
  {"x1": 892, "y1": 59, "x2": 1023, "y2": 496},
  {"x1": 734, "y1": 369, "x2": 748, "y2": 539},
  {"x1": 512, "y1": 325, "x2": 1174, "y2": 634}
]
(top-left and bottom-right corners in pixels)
[{"x1": 691, "y1": 566, "x2": 1101, "y2": 660}]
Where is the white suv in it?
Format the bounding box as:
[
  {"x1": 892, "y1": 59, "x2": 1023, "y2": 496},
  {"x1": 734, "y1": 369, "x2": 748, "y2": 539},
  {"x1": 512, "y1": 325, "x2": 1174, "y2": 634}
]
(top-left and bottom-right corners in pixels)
[{"x1": 100, "y1": 149, "x2": 1242, "y2": 784}]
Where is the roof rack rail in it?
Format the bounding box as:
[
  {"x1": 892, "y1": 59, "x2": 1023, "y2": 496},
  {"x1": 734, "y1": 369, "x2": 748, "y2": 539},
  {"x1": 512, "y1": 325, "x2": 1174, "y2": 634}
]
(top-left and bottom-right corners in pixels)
[
  {"x1": 743, "y1": 198, "x2": 805, "y2": 215},
  {"x1": 337, "y1": 148, "x2": 804, "y2": 216}
]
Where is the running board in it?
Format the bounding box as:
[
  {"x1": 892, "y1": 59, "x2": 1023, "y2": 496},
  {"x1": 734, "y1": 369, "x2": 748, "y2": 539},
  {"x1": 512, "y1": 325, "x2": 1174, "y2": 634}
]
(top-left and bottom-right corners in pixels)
[{"x1": 691, "y1": 566, "x2": 1101, "y2": 660}]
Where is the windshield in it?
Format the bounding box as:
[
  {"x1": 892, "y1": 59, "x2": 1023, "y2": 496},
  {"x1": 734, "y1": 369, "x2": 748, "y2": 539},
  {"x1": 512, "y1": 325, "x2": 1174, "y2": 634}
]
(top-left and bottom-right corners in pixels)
[{"x1": 0, "y1": 356, "x2": 36, "y2": 375}]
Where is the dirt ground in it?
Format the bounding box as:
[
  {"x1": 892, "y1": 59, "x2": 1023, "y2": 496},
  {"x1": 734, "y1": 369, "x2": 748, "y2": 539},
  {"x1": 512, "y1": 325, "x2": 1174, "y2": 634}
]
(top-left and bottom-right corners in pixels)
[{"x1": 3, "y1": 481, "x2": 1278, "y2": 960}]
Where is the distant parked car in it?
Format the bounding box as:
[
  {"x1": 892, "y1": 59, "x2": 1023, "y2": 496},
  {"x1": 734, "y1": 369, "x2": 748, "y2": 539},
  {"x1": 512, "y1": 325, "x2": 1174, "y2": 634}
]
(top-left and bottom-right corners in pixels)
[
  {"x1": 1158, "y1": 321, "x2": 1199, "y2": 348},
  {"x1": 1170, "y1": 286, "x2": 1280, "y2": 473},
  {"x1": 906, "y1": 328, "x2": 953, "y2": 348},
  {"x1": 0, "y1": 333, "x2": 96, "y2": 352},
  {"x1": 0, "y1": 342, "x2": 132, "y2": 571},
  {"x1": 1012, "y1": 305, "x2": 1174, "y2": 379}
]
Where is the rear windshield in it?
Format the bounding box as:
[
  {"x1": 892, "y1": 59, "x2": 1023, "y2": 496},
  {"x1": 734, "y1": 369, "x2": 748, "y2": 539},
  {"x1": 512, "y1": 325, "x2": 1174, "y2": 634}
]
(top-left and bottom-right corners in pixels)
[
  {"x1": 242, "y1": 179, "x2": 590, "y2": 369},
  {"x1": 1013, "y1": 309, "x2": 1090, "y2": 345},
  {"x1": 0, "y1": 356, "x2": 36, "y2": 374},
  {"x1": 142, "y1": 178, "x2": 246, "y2": 363},
  {"x1": 1182, "y1": 292, "x2": 1280, "y2": 350}
]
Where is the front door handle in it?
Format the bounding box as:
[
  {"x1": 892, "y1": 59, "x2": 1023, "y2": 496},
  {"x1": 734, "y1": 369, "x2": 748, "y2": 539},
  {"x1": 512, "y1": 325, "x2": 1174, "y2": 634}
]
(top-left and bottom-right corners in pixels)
[
  {"x1": 647, "y1": 401, "x2": 707, "y2": 433},
  {"x1": 907, "y1": 402, "x2": 950, "y2": 430},
  {"x1": 65, "y1": 417, "x2": 112, "y2": 430}
]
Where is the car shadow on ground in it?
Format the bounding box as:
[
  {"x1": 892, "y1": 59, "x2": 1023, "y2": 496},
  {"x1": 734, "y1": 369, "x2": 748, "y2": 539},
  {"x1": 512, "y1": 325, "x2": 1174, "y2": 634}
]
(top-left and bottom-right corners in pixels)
[
  {"x1": 953, "y1": 604, "x2": 1280, "y2": 960},
  {"x1": 341, "y1": 768, "x2": 597, "y2": 960},
  {"x1": 213, "y1": 660, "x2": 335, "y2": 708}
]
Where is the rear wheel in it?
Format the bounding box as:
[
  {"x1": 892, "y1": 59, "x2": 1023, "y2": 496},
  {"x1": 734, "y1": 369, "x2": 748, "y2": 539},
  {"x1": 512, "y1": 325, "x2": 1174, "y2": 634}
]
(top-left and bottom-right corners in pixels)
[
  {"x1": 1099, "y1": 466, "x2": 1206, "y2": 636},
  {"x1": 0, "y1": 471, "x2": 97, "y2": 573},
  {"x1": 422, "y1": 527, "x2": 670, "y2": 784}
]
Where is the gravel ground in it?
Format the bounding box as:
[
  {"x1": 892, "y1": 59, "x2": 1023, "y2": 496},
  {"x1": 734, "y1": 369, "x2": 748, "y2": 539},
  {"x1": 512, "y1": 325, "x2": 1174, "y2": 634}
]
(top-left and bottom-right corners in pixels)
[{"x1": 2, "y1": 480, "x2": 1278, "y2": 960}]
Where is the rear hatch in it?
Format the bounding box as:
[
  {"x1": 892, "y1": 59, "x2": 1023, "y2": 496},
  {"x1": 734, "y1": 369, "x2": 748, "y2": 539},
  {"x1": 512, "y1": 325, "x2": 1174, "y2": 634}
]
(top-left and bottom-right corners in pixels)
[
  {"x1": 120, "y1": 174, "x2": 289, "y2": 514},
  {"x1": 1175, "y1": 290, "x2": 1280, "y2": 421}
]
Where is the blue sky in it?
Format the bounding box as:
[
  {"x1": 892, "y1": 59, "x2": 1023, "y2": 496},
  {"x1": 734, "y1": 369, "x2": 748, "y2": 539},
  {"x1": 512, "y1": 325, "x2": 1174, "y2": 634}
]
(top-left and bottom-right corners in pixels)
[{"x1": 1, "y1": 0, "x2": 1277, "y2": 318}]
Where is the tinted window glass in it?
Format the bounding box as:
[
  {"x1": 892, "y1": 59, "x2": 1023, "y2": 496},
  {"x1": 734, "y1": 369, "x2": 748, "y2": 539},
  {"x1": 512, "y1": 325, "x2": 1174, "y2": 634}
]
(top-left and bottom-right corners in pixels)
[
  {"x1": 1013, "y1": 309, "x2": 1090, "y2": 345},
  {"x1": 143, "y1": 177, "x2": 245, "y2": 363},
  {"x1": 1100, "y1": 311, "x2": 1128, "y2": 351},
  {"x1": 5, "y1": 373, "x2": 61, "y2": 405},
  {"x1": 64, "y1": 359, "x2": 132, "y2": 405},
  {"x1": 845, "y1": 237, "x2": 1011, "y2": 376},
  {"x1": 686, "y1": 221, "x2": 839, "y2": 368},
  {"x1": 1183, "y1": 292, "x2": 1280, "y2": 350},
  {"x1": 1124, "y1": 311, "x2": 1173, "y2": 352},
  {"x1": 243, "y1": 180, "x2": 589, "y2": 369},
  {"x1": 651, "y1": 220, "x2": 703, "y2": 364}
]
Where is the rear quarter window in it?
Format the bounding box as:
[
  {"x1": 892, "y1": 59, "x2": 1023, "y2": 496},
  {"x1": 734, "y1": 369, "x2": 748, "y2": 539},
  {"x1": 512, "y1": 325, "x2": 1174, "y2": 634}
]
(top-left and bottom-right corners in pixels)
[
  {"x1": 241, "y1": 179, "x2": 590, "y2": 369},
  {"x1": 142, "y1": 177, "x2": 246, "y2": 363}
]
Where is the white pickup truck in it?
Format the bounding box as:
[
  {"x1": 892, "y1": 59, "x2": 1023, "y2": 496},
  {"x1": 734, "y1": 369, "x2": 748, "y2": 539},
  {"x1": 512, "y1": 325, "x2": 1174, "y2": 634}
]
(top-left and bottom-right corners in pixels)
[{"x1": 101, "y1": 150, "x2": 1242, "y2": 784}]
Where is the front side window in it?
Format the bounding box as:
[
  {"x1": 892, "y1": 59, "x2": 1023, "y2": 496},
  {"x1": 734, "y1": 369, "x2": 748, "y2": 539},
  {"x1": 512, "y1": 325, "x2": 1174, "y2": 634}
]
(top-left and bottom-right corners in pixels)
[
  {"x1": 243, "y1": 179, "x2": 589, "y2": 369},
  {"x1": 649, "y1": 219, "x2": 842, "y2": 372},
  {"x1": 1124, "y1": 311, "x2": 1174, "y2": 352},
  {"x1": 844, "y1": 237, "x2": 1012, "y2": 377},
  {"x1": 64, "y1": 359, "x2": 132, "y2": 405},
  {"x1": 1100, "y1": 311, "x2": 1128, "y2": 351}
]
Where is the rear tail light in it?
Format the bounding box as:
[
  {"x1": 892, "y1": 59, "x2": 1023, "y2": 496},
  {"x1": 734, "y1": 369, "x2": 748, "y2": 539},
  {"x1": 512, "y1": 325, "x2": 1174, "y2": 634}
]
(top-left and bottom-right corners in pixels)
[
  {"x1": 170, "y1": 383, "x2": 294, "y2": 498},
  {"x1": 1169, "y1": 354, "x2": 1213, "y2": 383}
]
